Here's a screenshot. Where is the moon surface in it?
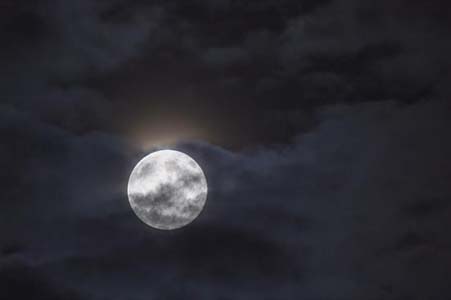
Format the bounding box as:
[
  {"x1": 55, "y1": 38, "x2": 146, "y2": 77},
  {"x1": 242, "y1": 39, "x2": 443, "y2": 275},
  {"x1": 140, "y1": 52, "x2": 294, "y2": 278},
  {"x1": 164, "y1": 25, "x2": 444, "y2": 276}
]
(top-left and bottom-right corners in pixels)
[{"x1": 127, "y1": 150, "x2": 208, "y2": 230}]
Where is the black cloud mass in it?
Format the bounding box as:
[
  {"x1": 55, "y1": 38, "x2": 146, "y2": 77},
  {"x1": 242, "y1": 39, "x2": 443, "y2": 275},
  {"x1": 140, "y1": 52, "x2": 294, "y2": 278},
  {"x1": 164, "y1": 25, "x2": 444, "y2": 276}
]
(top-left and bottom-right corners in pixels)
[{"x1": 1, "y1": 0, "x2": 451, "y2": 299}]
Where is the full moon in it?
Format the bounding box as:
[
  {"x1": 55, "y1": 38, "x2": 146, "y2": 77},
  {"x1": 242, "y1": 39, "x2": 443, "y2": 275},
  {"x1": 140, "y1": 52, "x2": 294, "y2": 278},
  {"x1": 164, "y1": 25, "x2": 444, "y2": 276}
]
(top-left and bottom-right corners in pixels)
[{"x1": 127, "y1": 150, "x2": 208, "y2": 230}]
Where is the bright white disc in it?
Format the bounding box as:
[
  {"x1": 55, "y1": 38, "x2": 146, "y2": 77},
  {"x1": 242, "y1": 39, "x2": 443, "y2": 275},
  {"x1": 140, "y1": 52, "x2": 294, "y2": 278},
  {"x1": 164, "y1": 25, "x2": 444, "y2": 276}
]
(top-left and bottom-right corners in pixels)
[{"x1": 127, "y1": 150, "x2": 208, "y2": 230}]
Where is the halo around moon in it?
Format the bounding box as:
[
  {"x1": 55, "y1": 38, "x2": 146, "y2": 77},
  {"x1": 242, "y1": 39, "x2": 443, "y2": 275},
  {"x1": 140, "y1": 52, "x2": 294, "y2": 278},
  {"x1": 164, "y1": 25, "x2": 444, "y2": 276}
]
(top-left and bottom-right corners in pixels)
[{"x1": 127, "y1": 150, "x2": 208, "y2": 230}]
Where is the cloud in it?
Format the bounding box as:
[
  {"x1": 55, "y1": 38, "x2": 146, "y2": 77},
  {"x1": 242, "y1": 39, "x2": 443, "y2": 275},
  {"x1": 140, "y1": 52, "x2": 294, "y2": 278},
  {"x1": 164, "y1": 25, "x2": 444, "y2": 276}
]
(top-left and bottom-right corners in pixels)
[
  {"x1": 2, "y1": 99, "x2": 450, "y2": 299},
  {"x1": 2, "y1": 1, "x2": 451, "y2": 298},
  {"x1": 2, "y1": 0, "x2": 163, "y2": 79},
  {"x1": 0, "y1": 258, "x2": 84, "y2": 300},
  {"x1": 3, "y1": 0, "x2": 451, "y2": 148},
  {"x1": 165, "y1": 100, "x2": 451, "y2": 299},
  {"x1": 183, "y1": 0, "x2": 451, "y2": 107},
  {"x1": 1, "y1": 0, "x2": 165, "y2": 136}
]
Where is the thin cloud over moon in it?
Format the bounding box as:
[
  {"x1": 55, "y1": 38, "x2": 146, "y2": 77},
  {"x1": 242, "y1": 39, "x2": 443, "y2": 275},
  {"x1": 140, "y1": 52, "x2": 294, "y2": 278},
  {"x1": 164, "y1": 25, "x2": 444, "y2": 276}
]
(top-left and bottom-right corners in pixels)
[{"x1": 128, "y1": 150, "x2": 208, "y2": 230}]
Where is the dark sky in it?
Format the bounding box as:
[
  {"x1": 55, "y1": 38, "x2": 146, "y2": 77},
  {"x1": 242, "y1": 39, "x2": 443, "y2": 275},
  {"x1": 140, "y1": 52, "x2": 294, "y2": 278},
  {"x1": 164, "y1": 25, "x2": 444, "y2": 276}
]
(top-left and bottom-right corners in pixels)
[{"x1": 1, "y1": 0, "x2": 451, "y2": 299}]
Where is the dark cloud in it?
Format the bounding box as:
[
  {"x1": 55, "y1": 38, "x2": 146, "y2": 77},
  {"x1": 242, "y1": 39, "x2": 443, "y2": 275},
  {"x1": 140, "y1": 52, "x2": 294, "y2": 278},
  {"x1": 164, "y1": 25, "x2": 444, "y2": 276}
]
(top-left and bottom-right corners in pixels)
[
  {"x1": 3, "y1": 0, "x2": 451, "y2": 146},
  {"x1": 2, "y1": 0, "x2": 451, "y2": 298},
  {"x1": 2, "y1": 98, "x2": 450, "y2": 299},
  {"x1": 1, "y1": 0, "x2": 164, "y2": 138},
  {"x1": 0, "y1": 258, "x2": 83, "y2": 300},
  {"x1": 74, "y1": 0, "x2": 451, "y2": 147}
]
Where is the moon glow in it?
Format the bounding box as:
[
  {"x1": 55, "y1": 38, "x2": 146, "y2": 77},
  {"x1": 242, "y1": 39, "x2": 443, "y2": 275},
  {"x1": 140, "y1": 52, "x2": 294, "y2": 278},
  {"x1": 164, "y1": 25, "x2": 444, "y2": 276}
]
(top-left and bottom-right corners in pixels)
[{"x1": 127, "y1": 150, "x2": 208, "y2": 230}]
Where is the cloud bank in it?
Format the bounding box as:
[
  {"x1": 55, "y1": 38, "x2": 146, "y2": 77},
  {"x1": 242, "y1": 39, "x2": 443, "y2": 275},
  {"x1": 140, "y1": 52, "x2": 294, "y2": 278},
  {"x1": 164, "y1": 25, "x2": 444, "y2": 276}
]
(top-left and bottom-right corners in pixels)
[{"x1": 1, "y1": 99, "x2": 450, "y2": 299}]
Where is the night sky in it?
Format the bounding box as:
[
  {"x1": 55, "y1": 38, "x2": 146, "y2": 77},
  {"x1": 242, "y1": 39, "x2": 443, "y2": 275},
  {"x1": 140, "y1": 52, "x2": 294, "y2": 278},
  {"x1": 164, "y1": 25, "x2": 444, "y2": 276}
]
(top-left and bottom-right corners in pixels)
[{"x1": 1, "y1": 0, "x2": 451, "y2": 299}]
